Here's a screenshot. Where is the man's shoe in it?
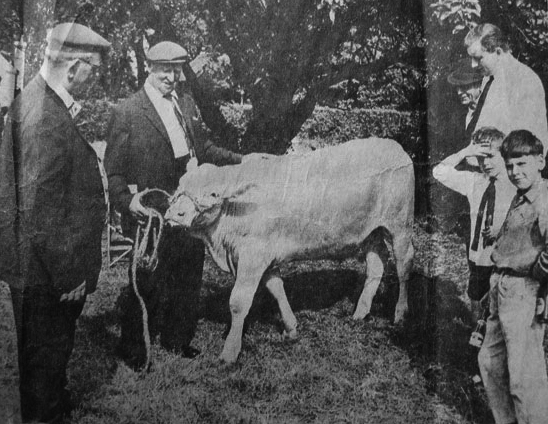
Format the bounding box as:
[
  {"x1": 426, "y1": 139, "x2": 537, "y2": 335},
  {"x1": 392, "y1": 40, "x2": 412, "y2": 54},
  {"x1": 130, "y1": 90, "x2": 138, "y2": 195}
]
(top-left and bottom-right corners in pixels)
[
  {"x1": 162, "y1": 341, "x2": 201, "y2": 358},
  {"x1": 180, "y1": 345, "x2": 201, "y2": 359},
  {"x1": 116, "y1": 344, "x2": 147, "y2": 371}
]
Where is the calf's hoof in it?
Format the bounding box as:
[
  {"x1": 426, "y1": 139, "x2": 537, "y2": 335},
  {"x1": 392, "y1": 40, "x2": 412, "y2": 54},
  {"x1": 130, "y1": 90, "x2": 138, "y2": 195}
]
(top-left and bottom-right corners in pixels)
[
  {"x1": 352, "y1": 309, "x2": 370, "y2": 320},
  {"x1": 393, "y1": 307, "x2": 408, "y2": 326},
  {"x1": 219, "y1": 346, "x2": 240, "y2": 364},
  {"x1": 282, "y1": 328, "x2": 298, "y2": 340},
  {"x1": 352, "y1": 312, "x2": 372, "y2": 322}
]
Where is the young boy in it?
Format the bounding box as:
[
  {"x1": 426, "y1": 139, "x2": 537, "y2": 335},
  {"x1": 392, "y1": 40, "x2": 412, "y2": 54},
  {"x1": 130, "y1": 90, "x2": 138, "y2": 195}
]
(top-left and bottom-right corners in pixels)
[
  {"x1": 479, "y1": 129, "x2": 548, "y2": 424},
  {"x1": 433, "y1": 127, "x2": 516, "y2": 318}
]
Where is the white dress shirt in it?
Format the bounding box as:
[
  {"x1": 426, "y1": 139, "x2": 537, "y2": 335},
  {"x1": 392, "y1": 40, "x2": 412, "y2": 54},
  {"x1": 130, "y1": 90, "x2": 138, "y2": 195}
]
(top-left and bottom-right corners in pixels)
[
  {"x1": 144, "y1": 81, "x2": 190, "y2": 158},
  {"x1": 475, "y1": 55, "x2": 548, "y2": 151}
]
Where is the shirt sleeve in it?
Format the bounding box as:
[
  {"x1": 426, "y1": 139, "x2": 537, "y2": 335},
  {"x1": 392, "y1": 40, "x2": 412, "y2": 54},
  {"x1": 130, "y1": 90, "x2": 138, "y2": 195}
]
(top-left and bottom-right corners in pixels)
[
  {"x1": 513, "y1": 69, "x2": 548, "y2": 150},
  {"x1": 432, "y1": 161, "x2": 475, "y2": 197},
  {"x1": 532, "y1": 198, "x2": 548, "y2": 285}
]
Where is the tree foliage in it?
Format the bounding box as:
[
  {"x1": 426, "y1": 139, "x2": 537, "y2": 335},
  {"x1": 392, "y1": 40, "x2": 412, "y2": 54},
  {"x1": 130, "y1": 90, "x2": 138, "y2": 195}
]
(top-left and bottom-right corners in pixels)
[
  {"x1": 8, "y1": 0, "x2": 548, "y2": 155},
  {"x1": 193, "y1": 0, "x2": 425, "y2": 152},
  {"x1": 426, "y1": 0, "x2": 548, "y2": 79},
  {"x1": 1, "y1": 0, "x2": 427, "y2": 153}
]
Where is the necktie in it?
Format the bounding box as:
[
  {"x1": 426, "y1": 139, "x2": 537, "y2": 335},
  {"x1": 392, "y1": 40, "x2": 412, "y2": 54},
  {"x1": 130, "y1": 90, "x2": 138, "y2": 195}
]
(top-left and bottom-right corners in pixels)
[
  {"x1": 68, "y1": 101, "x2": 82, "y2": 119},
  {"x1": 465, "y1": 76, "x2": 494, "y2": 141},
  {"x1": 165, "y1": 93, "x2": 195, "y2": 158},
  {"x1": 471, "y1": 177, "x2": 496, "y2": 251}
]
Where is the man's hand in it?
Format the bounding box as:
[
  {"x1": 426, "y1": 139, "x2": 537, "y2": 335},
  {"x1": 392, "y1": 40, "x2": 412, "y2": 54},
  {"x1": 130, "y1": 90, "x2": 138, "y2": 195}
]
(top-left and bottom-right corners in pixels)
[
  {"x1": 479, "y1": 292, "x2": 490, "y2": 309},
  {"x1": 464, "y1": 142, "x2": 490, "y2": 158},
  {"x1": 186, "y1": 157, "x2": 198, "y2": 172},
  {"x1": 60, "y1": 281, "x2": 86, "y2": 302},
  {"x1": 481, "y1": 226, "x2": 496, "y2": 245},
  {"x1": 129, "y1": 191, "x2": 151, "y2": 221},
  {"x1": 242, "y1": 152, "x2": 276, "y2": 163}
]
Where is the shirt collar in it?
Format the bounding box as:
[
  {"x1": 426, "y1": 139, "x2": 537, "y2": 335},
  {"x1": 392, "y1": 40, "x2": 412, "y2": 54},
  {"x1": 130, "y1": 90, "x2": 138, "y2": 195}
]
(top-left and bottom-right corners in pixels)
[
  {"x1": 144, "y1": 79, "x2": 178, "y2": 102},
  {"x1": 520, "y1": 179, "x2": 543, "y2": 203},
  {"x1": 39, "y1": 69, "x2": 81, "y2": 118}
]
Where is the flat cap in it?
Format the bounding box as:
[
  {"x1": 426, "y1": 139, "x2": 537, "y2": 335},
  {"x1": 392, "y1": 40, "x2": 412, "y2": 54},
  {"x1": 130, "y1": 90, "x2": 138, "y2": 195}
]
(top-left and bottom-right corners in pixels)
[
  {"x1": 447, "y1": 59, "x2": 483, "y2": 86},
  {"x1": 146, "y1": 41, "x2": 188, "y2": 64},
  {"x1": 46, "y1": 22, "x2": 110, "y2": 65}
]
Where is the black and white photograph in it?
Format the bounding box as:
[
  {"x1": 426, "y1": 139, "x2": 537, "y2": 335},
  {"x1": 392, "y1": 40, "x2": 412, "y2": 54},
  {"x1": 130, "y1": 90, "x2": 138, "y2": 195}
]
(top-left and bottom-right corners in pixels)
[{"x1": 1, "y1": 1, "x2": 548, "y2": 423}]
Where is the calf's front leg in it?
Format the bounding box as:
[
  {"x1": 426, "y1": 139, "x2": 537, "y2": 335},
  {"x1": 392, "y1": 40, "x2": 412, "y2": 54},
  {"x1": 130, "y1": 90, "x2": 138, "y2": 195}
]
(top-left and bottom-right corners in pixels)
[{"x1": 220, "y1": 251, "x2": 269, "y2": 364}]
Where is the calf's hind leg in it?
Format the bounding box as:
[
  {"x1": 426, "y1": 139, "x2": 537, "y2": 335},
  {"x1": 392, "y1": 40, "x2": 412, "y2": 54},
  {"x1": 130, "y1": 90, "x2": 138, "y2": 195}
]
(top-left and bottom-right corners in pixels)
[
  {"x1": 392, "y1": 232, "x2": 414, "y2": 324},
  {"x1": 353, "y1": 246, "x2": 385, "y2": 320},
  {"x1": 264, "y1": 271, "x2": 298, "y2": 339}
]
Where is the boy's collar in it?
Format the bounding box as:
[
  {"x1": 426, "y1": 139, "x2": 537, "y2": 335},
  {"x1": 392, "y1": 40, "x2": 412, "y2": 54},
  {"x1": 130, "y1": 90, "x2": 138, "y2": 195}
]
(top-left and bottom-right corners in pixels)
[{"x1": 518, "y1": 179, "x2": 543, "y2": 203}]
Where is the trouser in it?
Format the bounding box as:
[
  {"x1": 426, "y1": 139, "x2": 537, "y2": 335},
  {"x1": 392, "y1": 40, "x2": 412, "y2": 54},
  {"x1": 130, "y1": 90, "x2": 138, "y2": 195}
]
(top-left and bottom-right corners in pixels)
[
  {"x1": 478, "y1": 271, "x2": 548, "y2": 424},
  {"x1": 118, "y1": 228, "x2": 205, "y2": 354},
  {"x1": 467, "y1": 261, "x2": 492, "y2": 301},
  {"x1": 10, "y1": 284, "x2": 84, "y2": 423}
]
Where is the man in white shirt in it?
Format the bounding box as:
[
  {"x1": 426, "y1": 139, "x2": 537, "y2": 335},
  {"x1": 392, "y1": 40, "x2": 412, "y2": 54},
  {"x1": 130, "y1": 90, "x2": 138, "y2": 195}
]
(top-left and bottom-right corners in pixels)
[
  {"x1": 433, "y1": 127, "x2": 516, "y2": 317},
  {"x1": 465, "y1": 23, "x2": 548, "y2": 154}
]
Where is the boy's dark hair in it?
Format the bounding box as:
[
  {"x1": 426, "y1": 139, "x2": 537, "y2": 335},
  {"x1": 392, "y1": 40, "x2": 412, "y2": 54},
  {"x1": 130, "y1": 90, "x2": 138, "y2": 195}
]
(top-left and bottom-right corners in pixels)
[
  {"x1": 501, "y1": 130, "x2": 544, "y2": 160},
  {"x1": 471, "y1": 126, "x2": 505, "y2": 149}
]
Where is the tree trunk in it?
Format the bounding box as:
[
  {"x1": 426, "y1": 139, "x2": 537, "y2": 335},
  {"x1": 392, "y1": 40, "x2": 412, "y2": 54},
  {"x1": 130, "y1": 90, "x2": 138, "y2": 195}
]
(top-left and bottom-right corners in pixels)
[
  {"x1": 240, "y1": 88, "x2": 318, "y2": 154},
  {"x1": 133, "y1": 37, "x2": 147, "y2": 89},
  {"x1": 182, "y1": 62, "x2": 242, "y2": 153}
]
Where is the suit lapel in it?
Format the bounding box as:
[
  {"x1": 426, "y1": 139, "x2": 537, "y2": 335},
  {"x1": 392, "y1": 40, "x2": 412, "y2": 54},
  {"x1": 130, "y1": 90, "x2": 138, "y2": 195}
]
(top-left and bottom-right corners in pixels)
[
  {"x1": 38, "y1": 75, "x2": 97, "y2": 156},
  {"x1": 138, "y1": 89, "x2": 172, "y2": 148}
]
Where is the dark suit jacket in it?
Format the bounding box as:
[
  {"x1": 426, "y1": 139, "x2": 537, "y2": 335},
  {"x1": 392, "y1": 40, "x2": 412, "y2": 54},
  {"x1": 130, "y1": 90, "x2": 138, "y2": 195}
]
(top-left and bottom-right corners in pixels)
[
  {"x1": 105, "y1": 87, "x2": 242, "y2": 225},
  {"x1": 0, "y1": 75, "x2": 106, "y2": 292}
]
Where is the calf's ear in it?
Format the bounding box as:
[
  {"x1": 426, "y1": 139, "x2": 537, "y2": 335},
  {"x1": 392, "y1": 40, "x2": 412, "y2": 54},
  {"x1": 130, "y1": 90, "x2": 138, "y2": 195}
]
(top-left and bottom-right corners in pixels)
[{"x1": 196, "y1": 192, "x2": 222, "y2": 212}]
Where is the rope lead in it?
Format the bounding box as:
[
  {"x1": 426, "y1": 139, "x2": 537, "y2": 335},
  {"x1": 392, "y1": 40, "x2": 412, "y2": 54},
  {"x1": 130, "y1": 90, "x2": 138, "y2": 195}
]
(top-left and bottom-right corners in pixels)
[{"x1": 129, "y1": 188, "x2": 170, "y2": 372}]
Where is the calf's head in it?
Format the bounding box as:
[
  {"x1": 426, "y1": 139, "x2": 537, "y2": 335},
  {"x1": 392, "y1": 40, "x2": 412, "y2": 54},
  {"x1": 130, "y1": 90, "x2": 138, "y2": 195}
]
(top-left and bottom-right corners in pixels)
[
  {"x1": 165, "y1": 183, "x2": 256, "y2": 230},
  {"x1": 165, "y1": 191, "x2": 222, "y2": 229}
]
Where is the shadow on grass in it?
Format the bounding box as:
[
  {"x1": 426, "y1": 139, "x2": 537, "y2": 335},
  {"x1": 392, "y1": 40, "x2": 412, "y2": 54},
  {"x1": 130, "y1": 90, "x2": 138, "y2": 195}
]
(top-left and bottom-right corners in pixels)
[
  {"x1": 389, "y1": 271, "x2": 494, "y2": 424},
  {"x1": 199, "y1": 268, "x2": 362, "y2": 328},
  {"x1": 70, "y1": 308, "x2": 120, "y2": 406},
  {"x1": 200, "y1": 266, "x2": 494, "y2": 423}
]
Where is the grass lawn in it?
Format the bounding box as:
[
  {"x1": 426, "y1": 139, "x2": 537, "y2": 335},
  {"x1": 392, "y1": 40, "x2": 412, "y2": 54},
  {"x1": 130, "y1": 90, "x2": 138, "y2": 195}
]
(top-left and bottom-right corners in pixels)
[{"x1": 1, "y1": 223, "x2": 546, "y2": 423}]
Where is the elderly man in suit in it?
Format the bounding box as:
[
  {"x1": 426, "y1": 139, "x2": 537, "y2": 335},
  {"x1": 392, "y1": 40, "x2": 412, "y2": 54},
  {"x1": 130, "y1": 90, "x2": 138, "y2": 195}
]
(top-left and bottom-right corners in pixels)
[
  {"x1": 105, "y1": 41, "x2": 244, "y2": 370},
  {"x1": 0, "y1": 23, "x2": 110, "y2": 423}
]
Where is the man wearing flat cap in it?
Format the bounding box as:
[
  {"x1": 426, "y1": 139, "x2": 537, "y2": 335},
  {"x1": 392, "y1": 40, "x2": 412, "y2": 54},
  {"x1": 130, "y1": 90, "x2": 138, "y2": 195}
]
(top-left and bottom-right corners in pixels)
[
  {"x1": 0, "y1": 23, "x2": 110, "y2": 422},
  {"x1": 105, "y1": 40, "x2": 244, "y2": 369}
]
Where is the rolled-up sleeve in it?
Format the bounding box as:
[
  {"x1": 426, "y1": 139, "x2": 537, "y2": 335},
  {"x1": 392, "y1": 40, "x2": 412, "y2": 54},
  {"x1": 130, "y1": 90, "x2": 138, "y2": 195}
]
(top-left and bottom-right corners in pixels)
[{"x1": 432, "y1": 162, "x2": 474, "y2": 197}]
